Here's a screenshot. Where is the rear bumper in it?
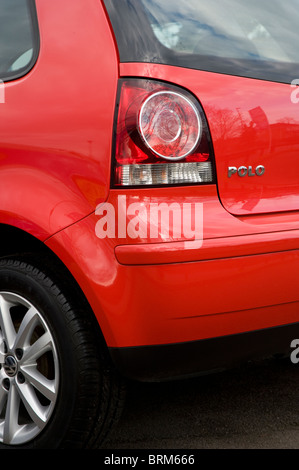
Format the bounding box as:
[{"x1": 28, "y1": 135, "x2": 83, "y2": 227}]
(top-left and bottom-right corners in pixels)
[
  {"x1": 115, "y1": 229, "x2": 299, "y2": 265},
  {"x1": 45, "y1": 185, "x2": 299, "y2": 377}
]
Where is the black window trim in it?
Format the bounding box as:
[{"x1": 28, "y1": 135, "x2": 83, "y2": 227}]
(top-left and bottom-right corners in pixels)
[{"x1": 1, "y1": 0, "x2": 40, "y2": 83}]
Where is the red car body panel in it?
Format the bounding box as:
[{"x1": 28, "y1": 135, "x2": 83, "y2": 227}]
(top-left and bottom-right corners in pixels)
[
  {"x1": 3, "y1": 0, "x2": 299, "y2": 448},
  {"x1": 46, "y1": 184, "x2": 299, "y2": 349},
  {"x1": 1, "y1": 1, "x2": 299, "y2": 358},
  {"x1": 119, "y1": 62, "x2": 299, "y2": 216},
  {"x1": 0, "y1": 0, "x2": 118, "y2": 239}
]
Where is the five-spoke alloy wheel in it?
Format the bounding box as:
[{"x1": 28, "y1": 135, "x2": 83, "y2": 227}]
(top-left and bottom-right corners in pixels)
[
  {"x1": 0, "y1": 292, "x2": 59, "y2": 445},
  {"x1": 0, "y1": 258, "x2": 125, "y2": 449}
]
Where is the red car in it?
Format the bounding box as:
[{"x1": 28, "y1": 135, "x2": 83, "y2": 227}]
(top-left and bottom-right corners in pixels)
[{"x1": 0, "y1": 0, "x2": 299, "y2": 449}]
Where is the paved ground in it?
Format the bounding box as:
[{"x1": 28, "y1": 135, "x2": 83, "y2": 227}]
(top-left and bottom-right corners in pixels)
[{"x1": 104, "y1": 357, "x2": 299, "y2": 449}]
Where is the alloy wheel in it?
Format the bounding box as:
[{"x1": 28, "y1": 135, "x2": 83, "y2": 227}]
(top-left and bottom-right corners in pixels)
[{"x1": 0, "y1": 292, "x2": 59, "y2": 445}]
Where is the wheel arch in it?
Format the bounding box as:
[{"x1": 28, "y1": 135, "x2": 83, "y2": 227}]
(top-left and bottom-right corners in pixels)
[{"x1": 0, "y1": 223, "x2": 107, "y2": 347}]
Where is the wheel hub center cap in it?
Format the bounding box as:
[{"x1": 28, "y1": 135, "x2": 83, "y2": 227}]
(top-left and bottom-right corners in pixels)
[{"x1": 4, "y1": 355, "x2": 18, "y2": 377}]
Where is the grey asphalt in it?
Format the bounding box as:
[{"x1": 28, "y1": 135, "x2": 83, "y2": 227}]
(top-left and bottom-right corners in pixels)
[{"x1": 104, "y1": 357, "x2": 299, "y2": 449}]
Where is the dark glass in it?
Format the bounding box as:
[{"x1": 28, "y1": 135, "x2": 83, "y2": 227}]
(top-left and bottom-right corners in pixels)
[
  {"x1": 104, "y1": 0, "x2": 299, "y2": 84},
  {"x1": 0, "y1": 0, "x2": 39, "y2": 81}
]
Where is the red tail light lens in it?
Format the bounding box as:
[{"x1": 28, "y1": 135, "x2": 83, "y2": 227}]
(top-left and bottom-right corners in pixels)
[{"x1": 112, "y1": 79, "x2": 214, "y2": 187}]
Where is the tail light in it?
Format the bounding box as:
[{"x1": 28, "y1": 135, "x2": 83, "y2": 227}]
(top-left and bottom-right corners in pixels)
[{"x1": 112, "y1": 79, "x2": 214, "y2": 187}]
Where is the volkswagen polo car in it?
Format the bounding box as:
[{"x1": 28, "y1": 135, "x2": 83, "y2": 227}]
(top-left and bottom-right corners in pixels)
[{"x1": 0, "y1": 0, "x2": 299, "y2": 449}]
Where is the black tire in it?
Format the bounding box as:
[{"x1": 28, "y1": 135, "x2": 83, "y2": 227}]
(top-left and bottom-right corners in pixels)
[{"x1": 0, "y1": 257, "x2": 125, "y2": 448}]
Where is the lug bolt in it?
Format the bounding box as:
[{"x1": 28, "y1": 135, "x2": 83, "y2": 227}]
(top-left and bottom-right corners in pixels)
[
  {"x1": 3, "y1": 378, "x2": 10, "y2": 390},
  {"x1": 15, "y1": 349, "x2": 23, "y2": 360},
  {"x1": 17, "y1": 372, "x2": 25, "y2": 384}
]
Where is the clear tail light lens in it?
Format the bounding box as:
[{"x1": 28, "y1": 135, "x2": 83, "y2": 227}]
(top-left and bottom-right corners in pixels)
[
  {"x1": 112, "y1": 79, "x2": 214, "y2": 187},
  {"x1": 139, "y1": 91, "x2": 201, "y2": 160}
]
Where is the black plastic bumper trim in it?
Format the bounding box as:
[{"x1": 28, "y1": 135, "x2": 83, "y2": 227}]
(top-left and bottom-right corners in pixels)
[{"x1": 109, "y1": 323, "x2": 299, "y2": 382}]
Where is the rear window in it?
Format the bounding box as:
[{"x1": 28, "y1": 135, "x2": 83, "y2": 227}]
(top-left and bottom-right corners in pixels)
[
  {"x1": 104, "y1": 0, "x2": 299, "y2": 84},
  {"x1": 0, "y1": 0, "x2": 39, "y2": 82}
]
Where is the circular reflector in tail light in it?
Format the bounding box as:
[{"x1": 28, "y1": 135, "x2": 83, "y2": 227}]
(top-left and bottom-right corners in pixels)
[{"x1": 138, "y1": 91, "x2": 202, "y2": 161}]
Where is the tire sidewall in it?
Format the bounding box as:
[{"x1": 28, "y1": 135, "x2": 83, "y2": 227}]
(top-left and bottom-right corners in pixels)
[{"x1": 0, "y1": 260, "x2": 81, "y2": 449}]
